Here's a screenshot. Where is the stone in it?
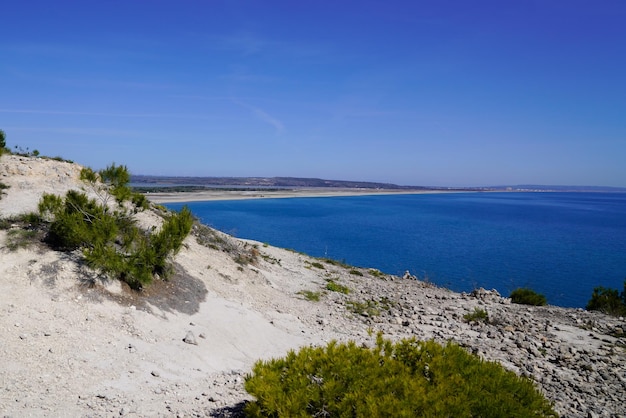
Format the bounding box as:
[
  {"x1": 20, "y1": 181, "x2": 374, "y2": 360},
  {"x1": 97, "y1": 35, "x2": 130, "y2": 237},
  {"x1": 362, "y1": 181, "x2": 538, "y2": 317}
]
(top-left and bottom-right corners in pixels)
[{"x1": 183, "y1": 331, "x2": 198, "y2": 345}]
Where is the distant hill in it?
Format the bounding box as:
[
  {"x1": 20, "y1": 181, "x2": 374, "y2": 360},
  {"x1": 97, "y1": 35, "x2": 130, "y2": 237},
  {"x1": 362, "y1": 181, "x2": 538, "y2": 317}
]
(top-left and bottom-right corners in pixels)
[
  {"x1": 132, "y1": 175, "x2": 626, "y2": 193},
  {"x1": 131, "y1": 175, "x2": 486, "y2": 192}
]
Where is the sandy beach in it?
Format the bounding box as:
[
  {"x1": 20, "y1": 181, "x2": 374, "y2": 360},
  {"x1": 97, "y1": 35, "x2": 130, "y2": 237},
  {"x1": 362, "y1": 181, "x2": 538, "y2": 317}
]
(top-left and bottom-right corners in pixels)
[{"x1": 145, "y1": 188, "x2": 455, "y2": 204}]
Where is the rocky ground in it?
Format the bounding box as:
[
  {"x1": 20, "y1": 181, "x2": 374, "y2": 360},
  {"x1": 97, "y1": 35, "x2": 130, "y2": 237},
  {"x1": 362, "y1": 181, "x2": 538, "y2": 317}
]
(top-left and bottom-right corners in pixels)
[{"x1": 1, "y1": 154, "x2": 625, "y2": 417}]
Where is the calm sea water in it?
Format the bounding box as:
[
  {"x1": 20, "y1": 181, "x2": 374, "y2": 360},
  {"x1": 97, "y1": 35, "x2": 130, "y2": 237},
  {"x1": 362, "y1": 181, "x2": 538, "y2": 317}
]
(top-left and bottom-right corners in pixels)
[{"x1": 165, "y1": 192, "x2": 626, "y2": 308}]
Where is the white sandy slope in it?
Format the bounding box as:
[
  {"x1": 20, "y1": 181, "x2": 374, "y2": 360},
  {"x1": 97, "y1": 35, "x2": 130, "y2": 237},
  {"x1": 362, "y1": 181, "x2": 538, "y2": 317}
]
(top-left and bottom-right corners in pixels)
[{"x1": 0, "y1": 155, "x2": 365, "y2": 416}]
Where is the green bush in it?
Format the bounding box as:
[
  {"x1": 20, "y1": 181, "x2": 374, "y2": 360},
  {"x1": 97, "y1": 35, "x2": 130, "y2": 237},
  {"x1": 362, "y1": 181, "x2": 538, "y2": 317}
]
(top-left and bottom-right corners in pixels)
[
  {"x1": 244, "y1": 335, "x2": 558, "y2": 417},
  {"x1": 326, "y1": 279, "x2": 350, "y2": 294},
  {"x1": 0, "y1": 129, "x2": 6, "y2": 155},
  {"x1": 509, "y1": 287, "x2": 547, "y2": 306},
  {"x1": 1, "y1": 213, "x2": 45, "y2": 250},
  {"x1": 297, "y1": 290, "x2": 321, "y2": 302},
  {"x1": 368, "y1": 268, "x2": 386, "y2": 278},
  {"x1": 346, "y1": 299, "x2": 380, "y2": 317},
  {"x1": 5, "y1": 229, "x2": 39, "y2": 251},
  {"x1": 586, "y1": 281, "x2": 626, "y2": 316},
  {"x1": 37, "y1": 163, "x2": 192, "y2": 290},
  {"x1": 464, "y1": 307, "x2": 489, "y2": 323}
]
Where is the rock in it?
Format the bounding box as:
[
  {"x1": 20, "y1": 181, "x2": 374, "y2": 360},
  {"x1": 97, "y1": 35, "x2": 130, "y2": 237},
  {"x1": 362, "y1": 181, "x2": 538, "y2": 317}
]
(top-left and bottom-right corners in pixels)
[{"x1": 183, "y1": 331, "x2": 198, "y2": 345}]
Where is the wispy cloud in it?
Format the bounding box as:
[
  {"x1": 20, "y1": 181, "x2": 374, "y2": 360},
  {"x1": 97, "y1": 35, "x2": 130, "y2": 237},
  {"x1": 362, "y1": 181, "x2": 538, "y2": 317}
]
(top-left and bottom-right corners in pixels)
[
  {"x1": 5, "y1": 126, "x2": 143, "y2": 138},
  {"x1": 209, "y1": 32, "x2": 328, "y2": 58},
  {"x1": 215, "y1": 33, "x2": 268, "y2": 56},
  {"x1": 6, "y1": 69, "x2": 177, "y2": 91},
  {"x1": 0, "y1": 108, "x2": 217, "y2": 120},
  {"x1": 0, "y1": 41, "x2": 161, "y2": 63},
  {"x1": 219, "y1": 66, "x2": 278, "y2": 83},
  {"x1": 231, "y1": 99, "x2": 285, "y2": 134}
]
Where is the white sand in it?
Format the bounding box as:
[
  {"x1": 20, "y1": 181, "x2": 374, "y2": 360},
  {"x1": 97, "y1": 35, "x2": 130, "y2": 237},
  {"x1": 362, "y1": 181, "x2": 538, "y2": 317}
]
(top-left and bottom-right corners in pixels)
[{"x1": 145, "y1": 188, "x2": 451, "y2": 204}]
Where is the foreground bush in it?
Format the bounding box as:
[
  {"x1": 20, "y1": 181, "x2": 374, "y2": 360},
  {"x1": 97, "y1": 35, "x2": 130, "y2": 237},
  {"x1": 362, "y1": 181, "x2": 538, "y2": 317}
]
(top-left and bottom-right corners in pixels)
[
  {"x1": 244, "y1": 335, "x2": 558, "y2": 417},
  {"x1": 586, "y1": 281, "x2": 626, "y2": 316},
  {"x1": 510, "y1": 287, "x2": 547, "y2": 306},
  {"x1": 38, "y1": 163, "x2": 193, "y2": 289}
]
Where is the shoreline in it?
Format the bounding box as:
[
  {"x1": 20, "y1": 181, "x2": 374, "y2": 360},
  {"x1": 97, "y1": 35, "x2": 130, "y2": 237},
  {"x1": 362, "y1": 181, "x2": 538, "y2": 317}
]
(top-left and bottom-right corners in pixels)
[{"x1": 144, "y1": 187, "x2": 468, "y2": 204}]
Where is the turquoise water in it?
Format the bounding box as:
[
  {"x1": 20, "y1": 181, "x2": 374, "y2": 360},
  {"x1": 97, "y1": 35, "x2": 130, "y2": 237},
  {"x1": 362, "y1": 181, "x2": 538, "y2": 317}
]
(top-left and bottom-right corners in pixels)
[{"x1": 165, "y1": 192, "x2": 626, "y2": 308}]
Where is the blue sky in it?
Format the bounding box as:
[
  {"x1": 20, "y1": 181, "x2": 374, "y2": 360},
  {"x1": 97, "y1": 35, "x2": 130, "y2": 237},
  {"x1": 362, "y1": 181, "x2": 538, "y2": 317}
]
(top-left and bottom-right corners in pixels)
[{"x1": 1, "y1": 1, "x2": 625, "y2": 187}]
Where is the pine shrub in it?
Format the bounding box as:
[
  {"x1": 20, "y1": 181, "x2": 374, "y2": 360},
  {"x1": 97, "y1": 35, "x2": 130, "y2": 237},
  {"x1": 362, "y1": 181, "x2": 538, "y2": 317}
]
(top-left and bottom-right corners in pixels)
[
  {"x1": 586, "y1": 282, "x2": 626, "y2": 316},
  {"x1": 463, "y1": 307, "x2": 489, "y2": 323},
  {"x1": 509, "y1": 287, "x2": 547, "y2": 306},
  {"x1": 244, "y1": 335, "x2": 558, "y2": 417},
  {"x1": 37, "y1": 163, "x2": 193, "y2": 290}
]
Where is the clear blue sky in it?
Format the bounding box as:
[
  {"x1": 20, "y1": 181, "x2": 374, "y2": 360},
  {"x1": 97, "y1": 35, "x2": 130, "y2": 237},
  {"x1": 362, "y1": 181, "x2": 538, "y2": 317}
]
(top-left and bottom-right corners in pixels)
[{"x1": 1, "y1": 1, "x2": 625, "y2": 187}]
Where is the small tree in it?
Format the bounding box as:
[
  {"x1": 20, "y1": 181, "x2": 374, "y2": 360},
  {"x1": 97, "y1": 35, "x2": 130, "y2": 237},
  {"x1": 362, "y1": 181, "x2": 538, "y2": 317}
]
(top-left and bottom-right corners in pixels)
[
  {"x1": 39, "y1": 162, "x2": 193, "y2": 290},
  {"x1": 0, "y1": 129, "x2": 6, "y2": 155},
  {"x1": 586, "y1": 281, "x2": 626, "y2": 316}
]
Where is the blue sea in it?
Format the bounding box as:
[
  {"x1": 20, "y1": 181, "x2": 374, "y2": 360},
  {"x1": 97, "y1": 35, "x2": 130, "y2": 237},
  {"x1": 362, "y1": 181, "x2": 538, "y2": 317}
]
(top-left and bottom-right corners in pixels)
[{"x1": 165, "y1": 192, "x2": 626, "y2": 308}]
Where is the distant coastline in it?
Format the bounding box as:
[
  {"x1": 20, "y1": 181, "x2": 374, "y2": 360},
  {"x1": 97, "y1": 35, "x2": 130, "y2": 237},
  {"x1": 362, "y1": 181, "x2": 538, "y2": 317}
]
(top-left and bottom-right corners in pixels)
[
  {"x1": 132, "y1": 174, "x2": 488, "y2": 204},
  {"x1": 144, "y1": 187, "x2": 461, "y2": 204},
  {"x1": 134, "y1": 174, "x2": 626, "y2": 204}
]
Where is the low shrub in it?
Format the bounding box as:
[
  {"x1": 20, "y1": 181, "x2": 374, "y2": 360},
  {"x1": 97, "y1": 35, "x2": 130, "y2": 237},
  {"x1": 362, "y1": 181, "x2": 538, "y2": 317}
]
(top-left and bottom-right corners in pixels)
[
  {"x1": 510, "y1": 287, "x2": 547, "y2": 306},
  {"x1": 47, "y1": 156, "x2": 73, "y2": 163},
  {"x1": 234, "y1": 245, "x2": 260, "y2": 266},
  {"x1": 298, "y1": 290, "x2": 321, "y2": 302},
  {"x1": 320, "y1": 257, "x2": 351, "y2": 268},
  {"x1": 586, "y1": 281, "x2": 626, "y2": 316},
  {"x1": 260, "y1": 253, "x2": 281, "y2": 265},
  {"x1": 464, "y1": 307, "x2": 489, "y2": 323},
  {"x1": 244, "y1": 335, "x2": 558, "y2": 417},
  {"x1": 326, "y1": 279, "x2": 350, "y2": 294},
  {"x1": 1, "y1": 213, "x2": 45, "y2": 249},
  {"x1": 0, "y1": 182, "x2": 9, "y2": 199},
  {"x1": 322, "y1": 257, "x2": 339, "y2": 266},
  {"x1": 349, "y1": 269, "x2": 363, "y2": 276},
  {"x1": 0, "y1": 213, "x2": 41, "y2": 230},
  {"x1": 346, "y1": 299, "x2": 380, "y2": 317},
  {"x1": 368, "y1": 268, "x2": 386, "y2": 278},
  {"x1": 5, "y1": 229, "x2": 39, "y2": 251}
]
